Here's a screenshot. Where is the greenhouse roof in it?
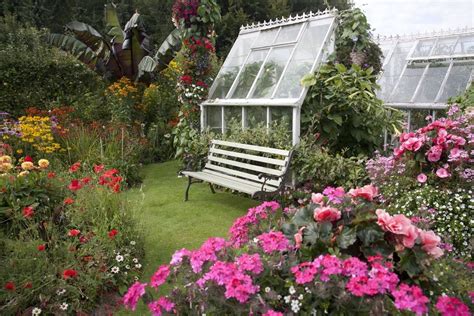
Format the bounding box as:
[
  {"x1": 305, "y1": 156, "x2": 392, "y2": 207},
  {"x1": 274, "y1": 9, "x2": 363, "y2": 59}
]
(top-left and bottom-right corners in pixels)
[
  {"x1": 203, "y1": 9, "x2": 337, "y2": 108},
  {"x1": 377, "y1": 28, "x2": 474, "y2": 109}
]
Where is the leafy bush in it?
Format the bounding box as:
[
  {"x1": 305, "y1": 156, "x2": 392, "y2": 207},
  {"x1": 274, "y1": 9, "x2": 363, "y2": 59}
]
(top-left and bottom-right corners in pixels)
[
  {"x1": 301, "y1": 63, "x2": 402, "y2": 156},
  {"x1": 122, "y1": 187, "x2": 472, "y2": 315},
  {"x1": 0, "y1": 16, "x2": 102, "y2": 117},
  {"x1": 0, "y1": 156, "x2": 144, "y2": 314}
]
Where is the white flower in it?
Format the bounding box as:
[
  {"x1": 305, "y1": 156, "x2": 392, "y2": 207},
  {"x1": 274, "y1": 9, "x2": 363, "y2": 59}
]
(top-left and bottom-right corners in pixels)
[
  {"x1": 289, "y1": 286, "x2": 296, "y2": 294},
  {"x1": 32, "y1": 307, "x2": 42, "y2": 315},
  {"x1": 111, "y1": 266, "x2": 120, "y2": 273},
  {"x1": 133, "y1": 258, "x2": 138, "y2": 263},
  {"x1": 130, "y1": 241, "x2": 136, "y2": 246},
  {"x1": 134, "y1": 276, "x2": 139, "y2": 281},
  {"x1": 60, "y1": 303, "x2": 68, "y2": 310},
  {"x1": 264, "y1": 287, "x2": 271, "y2": 293},
  {"x1": 135, "y1": 264, "x2": 142, "y2": 269},
  {"x1": 116, "y1": 255, "x2": 124, "y2": 262},
  {"x1": 298, "y1": 294, "x2": 304, "y2": 300},
  {"x1": 284, "y1": 295, "x2": 291, "y2": 303},
  {"x1": 56, "y1": 289, "x2": 66, "y2": 296},
  {"x1": 126, "y1": 265, "x2": 130, "y2": 269}
]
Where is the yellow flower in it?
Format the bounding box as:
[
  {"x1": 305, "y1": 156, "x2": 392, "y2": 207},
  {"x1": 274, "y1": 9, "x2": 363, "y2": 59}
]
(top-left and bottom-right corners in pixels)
[
  {"x1": 16, "y1": 149, "x2": 23, "y2": 154},
  {"x1": 38, "y1": 159, "x2": 50, "y2": 169},
  {"x1": 21, "y1": 161, "x2": 34, "y2": 170},
  {"x1": 0, "y1": 162, "x2": 13, "y2": 172},
  {"x1": 0, "y1": 155, "x2": 12, "y2": 164},
  {"x1": 18, "y1": 170, "x2": 29, "y2": 177}
]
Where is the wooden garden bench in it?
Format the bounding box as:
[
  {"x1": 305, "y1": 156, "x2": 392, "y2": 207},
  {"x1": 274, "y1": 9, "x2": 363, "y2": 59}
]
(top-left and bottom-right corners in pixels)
[{"x1": 180, "y1": 140, "x2": 293, "y2": 201}]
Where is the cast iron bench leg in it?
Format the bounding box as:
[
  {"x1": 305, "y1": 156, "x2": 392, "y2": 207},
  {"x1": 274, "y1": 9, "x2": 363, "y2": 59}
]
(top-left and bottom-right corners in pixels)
[
  {"x1": 185, "y1": 176, "x2": 192, "y2": 202},
  {"x1": 209, "y1": 183, "x2": 216, "y2": 194}
]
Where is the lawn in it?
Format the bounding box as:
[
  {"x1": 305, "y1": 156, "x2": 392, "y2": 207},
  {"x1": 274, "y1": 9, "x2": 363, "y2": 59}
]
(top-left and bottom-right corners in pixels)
[{"x1": 119, "y1": 160, "x2": 257, "y2": 314}]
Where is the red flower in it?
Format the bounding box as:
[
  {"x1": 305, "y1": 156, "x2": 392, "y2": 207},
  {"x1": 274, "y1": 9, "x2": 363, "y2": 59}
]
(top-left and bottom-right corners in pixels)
[
  {"x1": 79, "y1": 235, "x2": 89, "y2": 243},
  {"x1": 62, "y1": 269, "x2": 78, "y2": 279},
  {"x1": 68, "y1": 229, "x2": 81, "y2": 237},
  {"x1": 23, "y1": 282, "x2": 32, "y2": 289},
  {"x1": 93, "y1": 164, "x2": 105, "y2": 174},
  {"x1": 196, "y1": 80, "x2": 208, "y2": 88},
  {"x1": 68, "y1": 179, "x2": 82, "y2": 191},
  {"x1": 180, "y1": 75, "x2": 193, "y2": 85},
  {"x1": 81, "y1": 177, "x2": 92, "y2": 184},
  {"x1": 82, "y1": 256, "x2": 93, "y2": 262},
  {"x1": 112, "y1": 182, "x2": 121, "y2": 193},
  {"x1": 22, "y1": 206, "x2": 34, "y2": 218},
  {"x1": 37, "y1": 244, "x2": 46, "y2": 251},
  {"x1": 108, "y1": 229, "x2": 118, "y2": 239},
  {"x1": 69, "y1": 161, "x2": 81, "y2": 173},
  {"x1": 24, "y1": 156, "x2": 33, "y2": 162},
  {"x1": 4, "y1": 281, "x2": 15, "y2": 291},
  {"x1": 47, "y1": 172, "x2": 56, "y2": 178},
  {"x1": 64, "y1": 197, "x2": 74, "y2": 205}
]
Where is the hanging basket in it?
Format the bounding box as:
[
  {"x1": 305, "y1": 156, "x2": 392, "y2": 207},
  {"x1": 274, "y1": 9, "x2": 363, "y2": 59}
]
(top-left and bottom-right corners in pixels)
[{"x1": 350, "y1": 51, "x2": 367, "y2": 66}]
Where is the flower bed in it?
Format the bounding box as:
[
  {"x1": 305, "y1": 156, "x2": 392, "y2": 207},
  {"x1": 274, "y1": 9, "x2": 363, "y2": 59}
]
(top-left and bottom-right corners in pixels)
[
  {"x1": 123, "y1": 186, "x2": 473, "y2": 315},
  {"x1": 0, "y1": 155, "x2": 143, "y2": 314}
]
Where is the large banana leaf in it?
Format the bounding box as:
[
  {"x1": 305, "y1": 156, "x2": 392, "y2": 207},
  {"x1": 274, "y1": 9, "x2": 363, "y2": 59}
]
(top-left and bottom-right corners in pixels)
[
  {"x1": 121, "y1": 13, "x2": 151, "y2": 79},
  {"x1": 47, "y1": 33, "x2": 98, "y2": 66},
  {"x1": 105, "y1": 3, "x2": 124, "y2": 43},
  {"x1": 65, "y1": 21, "x2": 109, "y2": 60}
]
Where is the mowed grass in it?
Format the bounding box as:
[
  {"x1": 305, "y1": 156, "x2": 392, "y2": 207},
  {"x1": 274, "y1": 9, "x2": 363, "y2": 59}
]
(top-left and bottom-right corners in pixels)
[{"x1": 117, "y1": 160, "x2": 257, "y2": 314}]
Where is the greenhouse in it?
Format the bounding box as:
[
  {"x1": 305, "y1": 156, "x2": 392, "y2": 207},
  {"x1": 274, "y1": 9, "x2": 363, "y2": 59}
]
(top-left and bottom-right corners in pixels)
[
  {"x1": 202, "y1": 10, "x2": 337, "y2": 145},
  {"x1": 377, "y1": 28, "x2": 474, "y2": 130}
]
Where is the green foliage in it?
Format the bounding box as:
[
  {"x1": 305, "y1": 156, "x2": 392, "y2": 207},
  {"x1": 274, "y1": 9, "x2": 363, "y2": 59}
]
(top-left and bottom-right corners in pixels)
[
  {"x1": 0, "y1": 16, "x2": 102, "y2": 117},
  {"x1": 302, "y1": 63, "x2": 402, "y2": 156},
  {"x1": 449, "y1": 82, "x2": 474, "y2": 110},
  {"x1": 293, "y1": 135, "x2": 369, "y2": 191}
]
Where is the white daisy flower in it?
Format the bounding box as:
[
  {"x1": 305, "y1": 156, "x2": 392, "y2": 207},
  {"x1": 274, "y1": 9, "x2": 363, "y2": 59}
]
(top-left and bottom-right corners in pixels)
[
  {"x1": 32, "y1": 307, "x2": 42, "y2": 315},
  {"x1": 130, "y1": 241, "x2": 136, "y2": 246},
  {"x1": 60, "y1": 303, "x2": 68, "y2": 310},
  {"x1": 116, "y1": 255, "x2": 124, "y2": 262},
  {"x1": 135, "y1": 264, "x2": 142, "y2": 269},
  {"x1": 111, "y1": 266, "x2": 120, "y2": 273},
  {"x1": 133, "y1": 258, "x2": 138, "y2": 263},
  {"x1": 264, "y1": 287, "x2": 271, "y2": 293},
  {"x1": 56, "y1": 289, "x2": 66, "y2": 296}
]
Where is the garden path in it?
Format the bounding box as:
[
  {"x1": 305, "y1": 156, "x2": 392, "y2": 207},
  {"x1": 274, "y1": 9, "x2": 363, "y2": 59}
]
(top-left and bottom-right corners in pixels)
[{"x1": 118, "y1": 160, "x2": 257, "y2": 314}]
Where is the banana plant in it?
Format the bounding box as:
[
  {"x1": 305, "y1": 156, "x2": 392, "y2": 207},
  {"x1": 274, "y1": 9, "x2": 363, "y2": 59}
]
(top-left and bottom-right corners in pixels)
[{"x1": 47, "y1": 2, "x2": 181, "y2": 82}]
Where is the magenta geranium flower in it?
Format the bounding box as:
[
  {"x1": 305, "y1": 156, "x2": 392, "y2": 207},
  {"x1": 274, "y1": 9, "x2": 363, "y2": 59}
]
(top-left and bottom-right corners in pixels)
[{"x1": 256, "y1": 231, "x2": 289, "y2": 254}]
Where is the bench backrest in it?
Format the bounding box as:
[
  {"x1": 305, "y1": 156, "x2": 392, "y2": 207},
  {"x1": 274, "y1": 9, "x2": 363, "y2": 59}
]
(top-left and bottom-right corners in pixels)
[{"x1": 204, "y1": 139, "x2": 292, "y2": 191}]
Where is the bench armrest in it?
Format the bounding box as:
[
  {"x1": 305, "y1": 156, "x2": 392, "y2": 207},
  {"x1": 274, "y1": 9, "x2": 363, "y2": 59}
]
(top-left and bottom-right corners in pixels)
[{"x1": 257, "y1": 173, "x2": 284, "y2": 191}]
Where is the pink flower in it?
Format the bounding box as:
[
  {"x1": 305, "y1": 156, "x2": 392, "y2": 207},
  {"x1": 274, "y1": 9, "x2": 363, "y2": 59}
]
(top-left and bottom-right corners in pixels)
[
  {"x1": 148, "y1": 297, "x2": 175, "y2": 316},
  {"x1": 318, "y1": 255, "x2": 343, "y2": 281},
  {"x1": 435, "y1": 296, "x2": 471, "y2": 316},
  {"x1": 401, "y1": 224, "x2": 419, "y2": 248},
  {"x1": 376, "y1": 209, "x2": 392, "y2": 231},
  {"x1": 322, "y1": 186, "x2": 345, "y2": 203},
  {"x1": 291, "y1": 261, "x2": 319, "y2": 284},
  {"x1": 392, "y1": 283, "x2": 429, "y2": 315},
  {"x1": 170, "y1": 248, "x2": 191, "y2": 265},
  {"x1": 427, "y1": 145, "x2": 443, "y2": 162},
  {"x1": 150, "y1": 265, "x2": 170, "y2": 288},
  {"x1": 419, "y1": 230, "x2": 444, "y2": 258},
  {"x1": 263, "y1": 310, "x2": 284, "y2": 316},
  {"x1": 257, "y1": 231, "x2": 289, "y2": 253},
  {"x1": 235, "y1": 253, "x2": 263, "y2": 275},
  {"x1": 123, "y1": 282, "x2": 147, "y2": 311},
  {"x1": 313, "y1": 206, "x2": 341, "y2": 222},
  {"x1": 224, "y1": 271, "x2": 259, "y2": 303},
  {"x1": 311, "y1": 193, "x2": 324, "y2": 204},
  {"x1": 342, "y1": 257, "x2": 368, "y2": 277},
  {"x1": 402, "y1": 137, "x2": 423, "y2": 152},
  {"x1": 348, "y1": 184, "x2": 378, "y2": 201},
  {"x1": 416, "y1": 173, "x2": 427, "y2": 183},
  {"x1": 294, "y1": 227, "x2": 305, "y2": 249},
  {"x1": 436, "y1": 168, "x2": 450, "y2": 178},
  {"x1": 376, "y1": 210, "x2": 419, "y2": 248}
]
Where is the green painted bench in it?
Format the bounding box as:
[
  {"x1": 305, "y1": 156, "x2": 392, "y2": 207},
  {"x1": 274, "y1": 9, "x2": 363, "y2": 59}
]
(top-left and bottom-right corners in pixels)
[{"x1": 180, "y1": 140, "x2": 293, "y2": 201}]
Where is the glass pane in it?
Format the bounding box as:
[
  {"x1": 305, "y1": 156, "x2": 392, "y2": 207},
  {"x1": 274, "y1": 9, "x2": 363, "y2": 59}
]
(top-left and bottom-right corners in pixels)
[
  {"x1": 206, "y1": 106, "x2": 222, "y2": 132},
  {"x1": 274, "y1": 20, "x2": 332, "y2": 99},
  {"x1": 438, "y1": 63, "x2": 474, "y2": 102},
  {"x1": 250, "y1": 46, "x2": 294, "y2": 98},
  {"x1": 246, "y1": 107, "x2": 266, "y2": 129},
  {"x1": 271, "y1": 107, "x2": 292, "y2": 131},
  {"x1": 410, "y1": 109, "x2": 432, "y2": 131},
  {"x1": 378, "y1": 41, "x2": 415, "y2": 101},
  {"x1": 224, "y1": 107, "x2": 242, "y2": 131},
  {"x1": 389, "y1": 64, "x2": 426, "y2": 103},
  {"x1": 230, "y1": 49, "x2": 269, "y2": 99},
  {"x1": 252, "y1": 28, "x2": 279, "y2": 48},
  {"x1": 432, "y1": 36, "x2": 457, "y2": 56},
  {"x1": 414, "y1": 63, "x2": 449, "y2": 103},
  {"x1": 454, "y1": 35, "x2": 474, "y2": 55},
  {"x1": 411, "y1": 39, "x2": 436, "y2": 58},
  {"x1": 274, "y1": 23, "x2": 302, "y2": 44},
  {"x1": 209, "y1": 33, "x2": 258, "y2": 99}
]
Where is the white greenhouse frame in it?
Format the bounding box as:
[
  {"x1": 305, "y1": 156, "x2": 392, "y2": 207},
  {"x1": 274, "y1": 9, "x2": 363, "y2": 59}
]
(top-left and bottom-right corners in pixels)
[
  {"x1": 377, "y1": 28, "x2": 474, "y2": 131},
  {"x1": 201, "y1": 10, "x2": 337, "y2": 145}
]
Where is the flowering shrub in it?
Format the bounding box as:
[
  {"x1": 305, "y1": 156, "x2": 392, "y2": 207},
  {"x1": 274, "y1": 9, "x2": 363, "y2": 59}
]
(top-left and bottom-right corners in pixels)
[
  {"x1": 0, "y1": 154, "x2": 143, "y2": 314},
  {"x1": 367, "y1": 105, "x2": 473, "y2": 258},
  {"x1": 124, "y1": 188, "x2": 472, "y2": 315}
]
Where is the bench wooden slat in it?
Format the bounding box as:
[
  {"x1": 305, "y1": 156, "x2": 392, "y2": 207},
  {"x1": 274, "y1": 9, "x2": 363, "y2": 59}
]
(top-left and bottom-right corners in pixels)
[
  {"x1": 204, "y1": 163, "x2": 281, "y2": 187},
  {"x1": 209, "y1": 147, "x2": 287, "y2": 166},
  {"x1": 212, "y1": 139, "x2": 290, "y2": 156},
  {"x1": 182, "y1": 171, "x2": 261, "y2": 194},
  {"x1": 202, "y1": 169, "x2": 278, "y2": 190},
  {"x1": 207, "y1": 156, "x2": 283, "y2": 176}
]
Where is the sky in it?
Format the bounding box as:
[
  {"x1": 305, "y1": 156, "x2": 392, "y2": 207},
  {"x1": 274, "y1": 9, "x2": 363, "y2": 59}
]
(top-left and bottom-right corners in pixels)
[{"x1": 352, "y1": 0, "x2": 474, "y2": 37}]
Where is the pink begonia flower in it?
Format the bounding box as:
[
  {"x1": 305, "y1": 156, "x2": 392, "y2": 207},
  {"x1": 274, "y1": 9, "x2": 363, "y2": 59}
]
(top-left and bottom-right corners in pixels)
[
  {"x1": 294, "y1": 227, "x2": 305, "y2": 249},
  {"x1": 375, "y1": 210, "x2": 419, "y2": 248},
  {"x1": 311, "y1": 193, "x2": 324, "y2": 204},
  {"x1": 150, "y1": 265, "x2": 170, "y2": 288},
  {"x1": 449, "y1": 147, "x2": 468, "y2": 161},
  {"x1": 427, "y1": 145, "x2": 443, "y2": 162},
  {"x1": 416, "y1": 173, "x2": 427, "y2": 183},
  {"x1": 123, "y1": 282, "x2": 147, "y2": 311},
  {"x1": 263, "y1": 310, "x2": 284, "y2": 316},
  {"x1": 394, "y1": 146, "x2": 405, "y2": 158},
  {"x1": 376, "y1": 209, "x2": 392, "y2": 231},
  {"x1": 348, "y1": 184, "x2": 378, "y2": 201},
  {"x1": 450, "y1": 135, "x2": 466, "y2": 146},
  {"x1": 435, "y1": 296, "x2": 471, "y2": 316},
  {"x1": 401, "y1": 224, "x2": 419, "y2": 248},
  {"x1": 399, "y1": 132, "x2": 415, "y2": 142},
  {"x1": 419, "y1": 230, "x2": 444, "y2": 258},
  {"x1": 392, "y1": 283, "x2": 429, "y2": 316},
  {"x1": 313, "y1": 206, "x2": 341, "y2": 222},
  {"x1": 436, "y1": 168, "x2": 451, "y2": 178},
  {"x1": 402, "y1": 137, "x2": 423, "y2": 152}
]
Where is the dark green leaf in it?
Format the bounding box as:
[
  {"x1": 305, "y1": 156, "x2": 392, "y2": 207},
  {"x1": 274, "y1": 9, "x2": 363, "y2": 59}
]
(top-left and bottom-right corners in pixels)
[{"x1": 336, "y1": 227, "x2": 357, "y2": 249}]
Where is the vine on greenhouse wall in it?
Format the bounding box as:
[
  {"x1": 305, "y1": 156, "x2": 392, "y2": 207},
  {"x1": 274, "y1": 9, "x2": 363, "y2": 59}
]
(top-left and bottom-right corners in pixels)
[{"x1": 171, "y1": 0, "x2": 221, "y2": 158}]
